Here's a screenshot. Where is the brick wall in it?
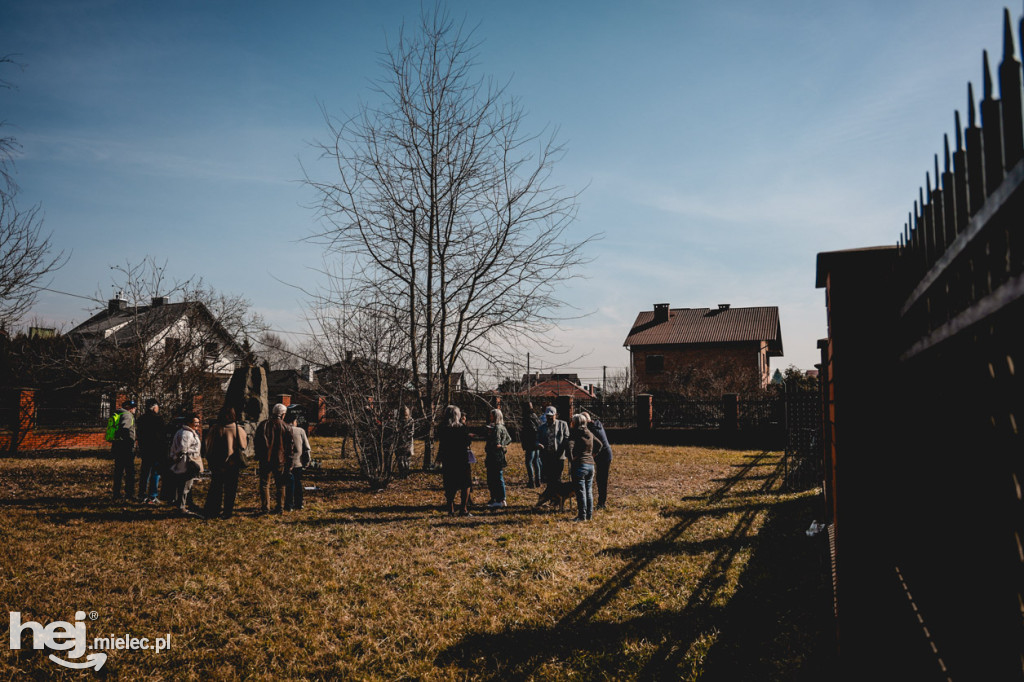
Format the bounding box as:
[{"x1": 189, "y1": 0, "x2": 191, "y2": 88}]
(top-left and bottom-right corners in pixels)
[
  {"x1": 1, "y1": 429, "x2": 107, "y2": 451},
  {"x1": 630, "y1": 342, "x2": 767, "y2": 394}
]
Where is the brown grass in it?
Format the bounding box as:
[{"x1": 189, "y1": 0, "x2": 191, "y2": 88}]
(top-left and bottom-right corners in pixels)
[{"x1": 0, "y1": 439, "x2": 835, "y2": 680}]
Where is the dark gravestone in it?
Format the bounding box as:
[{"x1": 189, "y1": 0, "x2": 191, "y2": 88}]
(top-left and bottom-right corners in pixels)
[{"x1": 223, "y1": 365, "x2": 269, "y2": 462}]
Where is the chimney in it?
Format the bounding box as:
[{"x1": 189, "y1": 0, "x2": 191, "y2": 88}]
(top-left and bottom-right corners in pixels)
[
  {"x1": 653, "y1": 303, "x2": 670, "y2": 323},
  {"x1": 300, "y1": 364, "x2": 313, "y2": 382},
  {"x1": 718, "y1": 303, "x2": 731, "y2": 310},
  {"x1": 107, "y1": 297, "x2": 127, "y2": 314},
  {"x1": 151, "y1": 296, "x2": 168, "y2": 307}
]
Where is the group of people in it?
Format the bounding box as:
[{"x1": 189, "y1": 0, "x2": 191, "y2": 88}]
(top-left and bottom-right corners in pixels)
[
  {"x1": 109, "y1": 399, "x2": 312, "y2": 519},
  {"x1": 109, "y1": 396, "x2": 611, "y2": 521},
  {"x1": 436, "y1": 402, "x2": 613, "y2": 520}
]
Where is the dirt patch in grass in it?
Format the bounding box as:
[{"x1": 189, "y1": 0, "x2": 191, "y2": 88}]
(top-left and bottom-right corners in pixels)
[{"x1": 0, "y1": 441, "x2": 834, "y2": 680}]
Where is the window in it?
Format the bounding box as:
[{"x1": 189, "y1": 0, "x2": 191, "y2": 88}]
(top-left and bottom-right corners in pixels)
[
  {"x1": 204, "y1": 342, "x2": 219, "y2": 363},
  {"x1": 646, "y1": 354, "x2": 664, "y2": 374},
  {"x1": 164, "y1": 337, "x2": 180, "y2": 355}
]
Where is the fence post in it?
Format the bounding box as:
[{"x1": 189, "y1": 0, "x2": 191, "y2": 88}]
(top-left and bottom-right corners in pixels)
[
  {"x1": 635, "y1": 393, "x2": 653, "y2": 431},
  {"x1": 12, "y1": 388, "x2": 37, "y2": 453},
  {"x1": 555, "y1": 395, "x2": 573, "y2": 422},
  {"x1": 722, "y1": 393, "x2": 738, "y2": 432}
]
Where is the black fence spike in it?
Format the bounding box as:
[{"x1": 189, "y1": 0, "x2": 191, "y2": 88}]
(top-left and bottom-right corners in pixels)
[
  {"x1": 968, "y1": 83, "x2": 978, "y2": 128},
  {"x1": 955, "y1": 111, "x2": 964, "y2": 151},
  {"x1": 999, "y1": 5, "x2": 1024, "y2": 168},
  {"x1": 1005, "y1": 7, "x2": 1016, "y2": 61},
  {"x1": 984, "y1": 50, "x2": 994, "y2": 100},
  {"x1": 926, "y1": 171, "x2": 932, "y2": 195}
]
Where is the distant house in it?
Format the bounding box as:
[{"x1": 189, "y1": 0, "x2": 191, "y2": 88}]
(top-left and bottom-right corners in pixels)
[
  {"x1": 69, "y1": 296, "x2": 248, "y2": 385},
  {"x1": 519, "y1": 378, "x2": 595, "y2": 399},
  {"x1": 267, "y1": 365, "x2": 324, "y2": 418},
  {"x1": 417, "y1": 372, "x2": 469, "y2": 393},
  {"x1": 521, "y1": 372, "x2": 581, "y2": 387},
  {"x1": 623, "y1": 303, "x2": 783, "y2": 395}
]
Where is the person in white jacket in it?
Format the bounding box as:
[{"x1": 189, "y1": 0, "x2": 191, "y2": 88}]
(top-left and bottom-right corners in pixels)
[
  {"x1": 169, "y1": 413, "x2": 204, "y2": 515},
  {"x1": 284, "y1": 410, "x2": 311, "y2": 511}
]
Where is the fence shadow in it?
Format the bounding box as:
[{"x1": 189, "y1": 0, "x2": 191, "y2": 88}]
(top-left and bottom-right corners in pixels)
[{"x1": 434, "y1": 451, "x2": 834, "y2": 680}]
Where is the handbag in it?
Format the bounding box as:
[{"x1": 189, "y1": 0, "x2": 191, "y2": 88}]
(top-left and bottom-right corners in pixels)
[{"x1": 228, "y1": 423, "x2": 249, "y2": 467}]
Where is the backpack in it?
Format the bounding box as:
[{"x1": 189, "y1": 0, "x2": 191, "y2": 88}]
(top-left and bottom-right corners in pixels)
[{"x1": 105, "y1": 412, "x2": 121, "y2": 442}]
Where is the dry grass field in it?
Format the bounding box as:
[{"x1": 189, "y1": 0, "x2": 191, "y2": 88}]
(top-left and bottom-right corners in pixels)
[{"x1": 1, "y1": 438, "x2": 835, "y2": 680}]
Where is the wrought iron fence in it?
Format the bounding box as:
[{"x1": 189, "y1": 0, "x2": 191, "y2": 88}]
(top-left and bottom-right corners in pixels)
[
  {"x1": 651, "y1": 396, "x2": 722, "y2": 428},
  {"x1": 574, "y1": 397, "x2": 635, "y2": 428}
]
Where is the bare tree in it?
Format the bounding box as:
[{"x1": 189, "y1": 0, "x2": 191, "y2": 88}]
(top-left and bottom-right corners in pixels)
[
  {"x1": 256, "y1": 331, "x2": 301, "y2": 370},
  {"x1": 304, "y1": 5, "x2": 592, "y2": 468},
  {"x1": 0, "y1": 55, "x2": 65, "y2": 331}
]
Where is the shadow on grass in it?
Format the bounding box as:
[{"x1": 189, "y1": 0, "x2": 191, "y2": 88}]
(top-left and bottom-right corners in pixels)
[{"x1": 436, "y1": 451, "x2": 836, "y2": 680}]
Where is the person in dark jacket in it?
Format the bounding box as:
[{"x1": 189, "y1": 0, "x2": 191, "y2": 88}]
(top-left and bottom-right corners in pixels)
[
  {"x1": 204, "y1": 406, "x2": 247, "y2": 519},
  {"x1": 254, "y1": 403, "x2": 293, "y2": 514},
  {"x1": 484, "y1": 408, "x2": 512, "y2": 508},
  {"x1": 135, "y1": 398, "x2": 165, "y2": 503},
  {"x1": 437, "y1": 405, "x2": 473, "y2": 516},
  {"x1": 536, "y1": 405, "x2": 569, "y2": 495},
  {"x1": 582, "y1": 411, "x2": 614, "y2": 510},
  {"x1": 567, "y1": 414, "x2": 596, "y2": 521},
  {"x1": 110, "y1": 399, "x2": 137, "y2": 500},
  {"x1": 520, "y1": 403, "x2": 542, "y2": 487}
]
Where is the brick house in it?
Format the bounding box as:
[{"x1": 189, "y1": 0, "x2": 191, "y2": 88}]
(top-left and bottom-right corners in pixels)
[{"x1": 623, "y1": 303, "x2": 783, "y2": 395}]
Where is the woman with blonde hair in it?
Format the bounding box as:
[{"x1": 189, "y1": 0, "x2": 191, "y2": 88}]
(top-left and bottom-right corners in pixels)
[
  {"x1": 437, "y1": 405, "x2": 473, "y2": 516},
  {"x1": 567, "y1": 413, "x2": 596, "y2": 521}
]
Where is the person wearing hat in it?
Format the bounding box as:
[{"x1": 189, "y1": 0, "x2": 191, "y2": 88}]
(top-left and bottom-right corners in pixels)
[
  {"x1": 136, "y1": 397, "x2": 166, "y2": 503},
  {"x1": 535, "y1": 404, "x2": 569, "y2": 494},
  {"x1": 254, "y1": 403, "x2": 294, "y2": 514},
  {"x1": 110, "y1": 399, "x2": 138, "y2": 500}
]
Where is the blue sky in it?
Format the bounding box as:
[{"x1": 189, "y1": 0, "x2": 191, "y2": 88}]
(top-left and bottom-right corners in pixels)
[{"x1": 2, "y1": 0, "x2": 1018, "y2": 388}]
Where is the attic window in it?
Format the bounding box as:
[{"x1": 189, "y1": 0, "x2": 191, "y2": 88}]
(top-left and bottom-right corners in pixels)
[
  {"x1": 204, "y1": 342, "x2": 219, "y2": 362},
  {"x1": 646, "y1": 354, "x2": 664, "y2": 374},
  {"x1": 164, "y1": 337, "x2": 180, "y2": 355}
]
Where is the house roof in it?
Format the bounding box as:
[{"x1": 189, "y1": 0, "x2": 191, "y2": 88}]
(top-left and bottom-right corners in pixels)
[
  {"x1": 69, "y1": 300, "x2": 247, "y2": 358},
  {"x1": 267, "y1": 369, "x2": 321, "y2": 396},
  {"x1": 522, "y1": 372, "x2": 580, "y2": 385},
  {"x1": 518, "y1": 378, "x2": 595, "y2": 399},
  {"x1": 623, "y1": 305, "x2": 783, "y2": 356}
]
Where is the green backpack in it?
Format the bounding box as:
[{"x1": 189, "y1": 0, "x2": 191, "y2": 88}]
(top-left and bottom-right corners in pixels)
[{"x1": 105, "y1": 412, "x2": 121, "y2": 442}]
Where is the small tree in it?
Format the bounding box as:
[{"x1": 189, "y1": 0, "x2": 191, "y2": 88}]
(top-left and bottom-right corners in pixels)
[{"x1": 309, "y1": 292, "x2": 414, "y2": 490}]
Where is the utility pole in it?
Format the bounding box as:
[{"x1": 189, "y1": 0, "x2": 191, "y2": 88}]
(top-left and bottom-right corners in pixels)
[
  {"x1": 526, "y1": 352, "x2": 531, "y2": 398},
  {"x1": 602, "y1": 365, "x2": 607, "y2": 395}
]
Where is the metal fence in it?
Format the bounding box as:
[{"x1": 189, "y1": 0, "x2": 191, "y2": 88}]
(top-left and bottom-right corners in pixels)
[
  {"x1": 574, "y1": 397, "x2": 635, "y2": 428},
  {"x1": 781, "y1": 391, "x2": 821, "y2": 491}
]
